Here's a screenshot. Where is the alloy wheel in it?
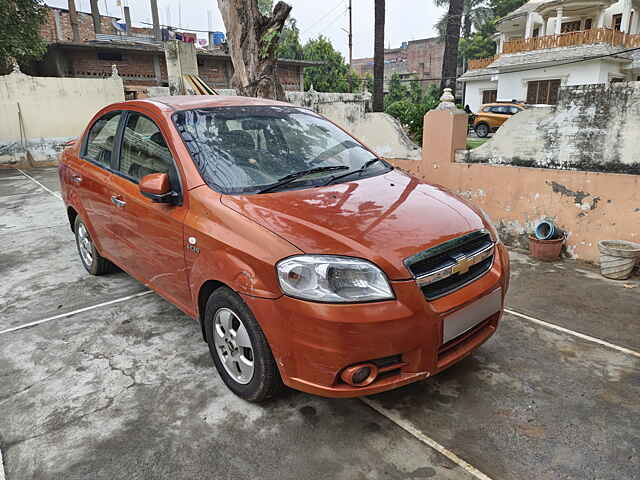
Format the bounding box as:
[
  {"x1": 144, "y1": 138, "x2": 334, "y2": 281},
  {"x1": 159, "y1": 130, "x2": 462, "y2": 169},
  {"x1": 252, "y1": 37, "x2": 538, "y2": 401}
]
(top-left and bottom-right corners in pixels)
[
  {"x1": 213, "y1": 308, "x2": 255, "y2": 384},
  {"x1": 77, "y1": 222, "x2": 93, "y2": 266}
]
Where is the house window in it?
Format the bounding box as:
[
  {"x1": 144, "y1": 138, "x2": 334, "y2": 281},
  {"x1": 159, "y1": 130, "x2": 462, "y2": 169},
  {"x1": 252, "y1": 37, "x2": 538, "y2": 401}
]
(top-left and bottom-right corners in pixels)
[
  {"x1": 610, "y1": 77, "x2": 625, "y2": 83},
  {"x1": 482, "y1": 89, "x2": 497, "y2": 104},
  {"x1": 613, "y1": 14, "x2": 623, "y2": 31},
  {"x1": 526, "y1": 79, "x2": 561, "y2": 104},
  {"x1": 584, "y1": 18, "x2": 593, "y2": 30},
  {"x1": 97, "y1": 51, "x2": 123, "y2": 62},
  {"x1": 561, "y1": 21, "x2": 581, "y2": 33},
  {"x1": 533, "y1": 27, "x2": 540, "y2": 37}
]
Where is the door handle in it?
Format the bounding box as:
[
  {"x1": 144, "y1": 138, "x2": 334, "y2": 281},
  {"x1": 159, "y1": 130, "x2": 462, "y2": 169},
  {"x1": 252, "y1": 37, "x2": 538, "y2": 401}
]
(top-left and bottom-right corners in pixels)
[
  {"x1": 111, "y1": 195, "x2": 126, "y2": 208},
  {"x1": 71, "y1": 174, "x2": 82, "y2": 184}
]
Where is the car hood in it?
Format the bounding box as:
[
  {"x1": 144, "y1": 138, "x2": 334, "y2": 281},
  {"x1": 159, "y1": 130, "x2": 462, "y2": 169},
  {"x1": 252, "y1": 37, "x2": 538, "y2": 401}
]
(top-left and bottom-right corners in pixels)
[{"x1": 220, "y1": 169, "x2": 486, "y2": 280}]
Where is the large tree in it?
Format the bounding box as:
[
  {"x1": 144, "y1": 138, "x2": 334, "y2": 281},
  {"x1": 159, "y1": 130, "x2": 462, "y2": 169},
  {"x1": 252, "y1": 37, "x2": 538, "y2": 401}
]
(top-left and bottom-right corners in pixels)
[
  {"x1": 217, "y1": 0, "x2": 292, "y2": 100},
  {"x1": 0, "y1": 0, "x2": 48, "y2": 71},
  {"x1": 372, "y1": 0, "x2": 385, "y2": 111},
  {"x1": 440, "y1": 0, "x2": 464, "y2": 90},
  {"x1": 303, "y1": 36, "x2": 357, "y2": 92}
]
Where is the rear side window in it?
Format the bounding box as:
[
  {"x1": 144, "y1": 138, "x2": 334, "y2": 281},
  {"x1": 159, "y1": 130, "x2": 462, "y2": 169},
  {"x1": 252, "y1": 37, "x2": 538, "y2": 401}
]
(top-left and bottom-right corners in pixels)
[
  {"x1": 84, "y1": 112, "x2": 122, "y2": 168},
  {"x1": 118, "y1": 113, "x2": 176, "y2": 183},
  {"x1": 490, "y1": 106, "x2": 507, "y2": 114}
]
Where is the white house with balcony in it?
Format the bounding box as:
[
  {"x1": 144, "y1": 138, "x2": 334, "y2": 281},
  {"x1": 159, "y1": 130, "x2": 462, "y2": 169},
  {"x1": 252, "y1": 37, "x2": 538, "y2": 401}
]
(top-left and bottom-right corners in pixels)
[{"x1": 459, "y1": 0, "x2": 640, "y2": 111}]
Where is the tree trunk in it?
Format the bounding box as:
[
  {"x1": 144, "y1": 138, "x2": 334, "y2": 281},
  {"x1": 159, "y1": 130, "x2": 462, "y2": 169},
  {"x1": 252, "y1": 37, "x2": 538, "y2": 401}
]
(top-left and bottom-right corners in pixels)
[
  {"x1": 217, "y1": 0, "x2": 291, "y2": 100},
  {"x1": 440, "y1": 0, "x2": 464, "y2": 91},
  {"x1": 372, "y1": 0, "x2": 385, "y2": 112}
]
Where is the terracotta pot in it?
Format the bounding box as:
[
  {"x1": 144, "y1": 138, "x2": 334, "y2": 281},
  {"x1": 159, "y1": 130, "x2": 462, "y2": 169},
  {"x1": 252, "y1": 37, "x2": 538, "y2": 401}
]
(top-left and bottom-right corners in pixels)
[{"x1": 528, "y1": 235, "x2": 564, "y2": 261}]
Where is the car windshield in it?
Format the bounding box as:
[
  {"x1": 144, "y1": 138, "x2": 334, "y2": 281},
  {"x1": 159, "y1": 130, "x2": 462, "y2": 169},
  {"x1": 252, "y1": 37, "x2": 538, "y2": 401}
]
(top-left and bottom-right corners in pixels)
[{"x1": 173, "y1": 105, "x2": 390, "y2": 194}]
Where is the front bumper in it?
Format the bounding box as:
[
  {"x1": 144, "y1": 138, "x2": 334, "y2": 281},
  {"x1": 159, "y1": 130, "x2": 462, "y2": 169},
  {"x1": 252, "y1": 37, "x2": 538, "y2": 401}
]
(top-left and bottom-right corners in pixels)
[{"x1": 243, "y1": 243, "x2": 509, "y2": 398}]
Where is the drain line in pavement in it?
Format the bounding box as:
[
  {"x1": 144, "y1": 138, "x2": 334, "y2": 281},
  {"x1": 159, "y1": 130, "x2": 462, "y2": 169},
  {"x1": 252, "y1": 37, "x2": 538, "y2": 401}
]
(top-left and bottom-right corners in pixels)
[
  {"x1": 0, "y1": 291, "x2": 153, "y2": 336},
  {"x1": 16, "y1": 168, "x2": 62, "y2": 200},
  {"x1": 360, "y1": 397, "x2": 494, "y2": 480},
  {"x1": 504, "y1": 308, "x2": 640, "y2": 359},
  {"x1": 0, "y1": 447, "x2": 5, "y2": 480}
]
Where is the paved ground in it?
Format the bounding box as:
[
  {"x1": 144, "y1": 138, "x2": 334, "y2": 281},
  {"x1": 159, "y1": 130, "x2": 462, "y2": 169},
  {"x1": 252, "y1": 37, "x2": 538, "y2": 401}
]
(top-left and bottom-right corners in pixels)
[{"x1": 1, "y1": 167, "x2": 638, "y2": 480}]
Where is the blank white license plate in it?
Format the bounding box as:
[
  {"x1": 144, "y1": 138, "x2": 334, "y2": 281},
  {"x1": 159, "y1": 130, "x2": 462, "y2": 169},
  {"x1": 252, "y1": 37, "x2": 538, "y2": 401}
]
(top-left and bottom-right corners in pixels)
[{"x1": 443, "y1": 288, "x2": 502, "y2": 344}]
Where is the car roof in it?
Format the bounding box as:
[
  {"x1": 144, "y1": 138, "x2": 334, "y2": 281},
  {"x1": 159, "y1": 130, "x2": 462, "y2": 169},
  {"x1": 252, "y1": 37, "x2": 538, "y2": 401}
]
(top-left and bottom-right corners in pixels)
[{"x1": 124, "y1": 95, "x2": 294, "y2": 112}]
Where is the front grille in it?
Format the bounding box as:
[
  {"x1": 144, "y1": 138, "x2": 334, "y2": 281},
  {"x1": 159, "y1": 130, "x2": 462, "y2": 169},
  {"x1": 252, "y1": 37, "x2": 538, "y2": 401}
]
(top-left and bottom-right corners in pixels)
[{"x1": 405, "y1": 231, "x2": 494, "y2": 300}]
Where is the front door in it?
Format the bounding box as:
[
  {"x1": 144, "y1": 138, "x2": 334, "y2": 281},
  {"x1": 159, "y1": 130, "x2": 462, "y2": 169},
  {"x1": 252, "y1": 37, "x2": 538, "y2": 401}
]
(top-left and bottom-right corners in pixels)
[{"x1": 106, "y1": 110, "x2": 192, "y2": 312}]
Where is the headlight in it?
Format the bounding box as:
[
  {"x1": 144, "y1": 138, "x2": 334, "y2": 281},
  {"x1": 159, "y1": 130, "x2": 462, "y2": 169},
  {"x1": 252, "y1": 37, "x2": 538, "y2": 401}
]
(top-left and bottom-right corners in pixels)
[
  {"x1": 276, "y1": 255, "x2": 394, "y2": 303},
  {"x1": 479, "y1": 208, "x2": 500, "y2": 243}
]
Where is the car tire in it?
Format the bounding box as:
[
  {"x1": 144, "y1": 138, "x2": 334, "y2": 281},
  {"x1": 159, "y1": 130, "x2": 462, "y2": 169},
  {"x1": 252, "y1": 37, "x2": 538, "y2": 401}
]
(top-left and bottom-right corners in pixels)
[
  {"x1": 74, "y1": 215, "x2": 114, "y2": 275},
  {"x1": 475, "y1": 123, "x2": 490, "y2": 138},
  {"x1": 204, "y1": 287, "x2": 282, "y2": 402}
]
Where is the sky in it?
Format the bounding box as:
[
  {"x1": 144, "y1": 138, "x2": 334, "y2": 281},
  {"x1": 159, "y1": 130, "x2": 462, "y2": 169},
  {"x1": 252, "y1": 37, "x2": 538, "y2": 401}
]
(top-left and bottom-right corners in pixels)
[{"x1": 45, "y1": 0, "x2": 446, "y2": 60}]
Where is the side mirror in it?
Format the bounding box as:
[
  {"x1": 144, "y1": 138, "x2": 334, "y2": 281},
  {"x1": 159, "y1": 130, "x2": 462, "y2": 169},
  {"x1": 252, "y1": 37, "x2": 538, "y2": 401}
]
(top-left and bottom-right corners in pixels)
[{"x1": 139, "y1": 173, "x2": 177, "y2": 203}]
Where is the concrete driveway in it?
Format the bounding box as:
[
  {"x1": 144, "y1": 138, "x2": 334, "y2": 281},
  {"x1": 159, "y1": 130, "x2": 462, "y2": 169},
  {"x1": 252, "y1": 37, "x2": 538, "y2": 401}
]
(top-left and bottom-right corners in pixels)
[{"x1": 1, "y1": 167, "x2": 638, "y2": 480}]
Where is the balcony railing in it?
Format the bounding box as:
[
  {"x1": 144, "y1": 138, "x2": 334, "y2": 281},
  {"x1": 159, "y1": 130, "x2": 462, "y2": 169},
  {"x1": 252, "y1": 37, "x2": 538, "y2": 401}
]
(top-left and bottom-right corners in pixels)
[
  {"x1": 468, "y1": 56, "x2": 499, "y2": 70},
  {"x1": 503, "y1": 28, "x2": 640, "y2": 54},
  {"x1": 466, "y1": 28, "x2": 640, "y2": 72}
]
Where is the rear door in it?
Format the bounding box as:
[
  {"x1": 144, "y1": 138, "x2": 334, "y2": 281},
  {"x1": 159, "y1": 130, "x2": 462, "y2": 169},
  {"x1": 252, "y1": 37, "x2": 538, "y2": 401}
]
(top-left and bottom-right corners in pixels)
[
  {"x1": 106, "y1": 110, "x2": 192, "y2": 312},
  {"x1": 69, "y1": 111, "x2": 123, "y2": 256},
  {"x1": 489, "y1": 106, "x2": 510, "y2": 128}
]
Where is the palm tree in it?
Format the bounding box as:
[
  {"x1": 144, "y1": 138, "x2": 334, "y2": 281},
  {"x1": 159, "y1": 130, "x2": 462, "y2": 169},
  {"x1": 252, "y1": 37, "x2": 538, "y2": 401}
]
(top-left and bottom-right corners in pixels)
[
  {"x1": 373, "y1": 0, "x2": 385, "y2": 112},
  {"x1": 435, "y1": 0, "x2": 492, "y2": 39},
  {"x1": 439, "y1": 0, "x2": 464, "y2": 91}
]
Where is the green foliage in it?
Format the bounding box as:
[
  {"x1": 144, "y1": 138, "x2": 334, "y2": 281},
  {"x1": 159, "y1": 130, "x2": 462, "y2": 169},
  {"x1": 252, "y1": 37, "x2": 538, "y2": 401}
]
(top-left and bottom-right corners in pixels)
[
  {"x1": 384, "y1": 82, "x2": 440, "y2": 143},
  {"x1": 257, "y1": 0, "x2": 273, "y2": 15},
  {"x1": 385, "y1": 74, "x2": 408, "y2": 106},
  {"x1": 277, "y1": 18, "x2": 304, "y2": 59},
  {"x1": 490, "y1": 0, "x2": 527, "y2": 19},
  {"x1": 0, "y1": 0, "x2": 48, "y2": 70},
  {"x1": 302, "y1": 35, "x2": 356, "y2": 93}
]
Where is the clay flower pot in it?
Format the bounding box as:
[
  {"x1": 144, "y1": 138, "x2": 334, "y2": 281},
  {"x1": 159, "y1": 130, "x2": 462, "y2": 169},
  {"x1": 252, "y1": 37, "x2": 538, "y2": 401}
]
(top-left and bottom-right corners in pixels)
[
  {"x1": 529, "y1": 235, "x2": 564, "y2": 261},
  {"x1": 598, "y1": 240, "x2": 640, "y2": 280}
]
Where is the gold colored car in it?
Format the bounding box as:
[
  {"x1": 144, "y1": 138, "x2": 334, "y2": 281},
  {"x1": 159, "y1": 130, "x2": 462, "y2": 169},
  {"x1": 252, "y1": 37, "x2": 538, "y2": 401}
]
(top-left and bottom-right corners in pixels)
[{"x1": 473, "y1": 102, "x2": 525, "y2": 138}]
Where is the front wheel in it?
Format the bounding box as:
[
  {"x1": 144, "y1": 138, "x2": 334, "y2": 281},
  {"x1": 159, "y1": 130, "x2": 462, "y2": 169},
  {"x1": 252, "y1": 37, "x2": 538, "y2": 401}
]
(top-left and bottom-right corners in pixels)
[
  {"x1": 475, "y1": 123, "x2": 490, "y2": 138},
  {"x1": 204, "y1": 287, "x2": 282, "y2": 402}
]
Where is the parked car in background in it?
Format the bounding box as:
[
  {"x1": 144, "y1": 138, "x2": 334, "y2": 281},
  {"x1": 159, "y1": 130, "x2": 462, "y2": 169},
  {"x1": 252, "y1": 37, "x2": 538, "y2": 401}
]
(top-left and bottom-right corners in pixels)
[
  {"x1": 473, "y1": 101, "x2": 526, "y2": 138},
  {"x1": 59, "y1": 96, "x2": 510, "y2": 402}
]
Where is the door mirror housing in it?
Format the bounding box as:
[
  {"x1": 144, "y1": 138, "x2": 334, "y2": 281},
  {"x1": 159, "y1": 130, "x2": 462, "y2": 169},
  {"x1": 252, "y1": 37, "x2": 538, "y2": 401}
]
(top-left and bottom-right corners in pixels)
[{"x1": 139, "y1": 173, "x2": 178, "y2": 203}]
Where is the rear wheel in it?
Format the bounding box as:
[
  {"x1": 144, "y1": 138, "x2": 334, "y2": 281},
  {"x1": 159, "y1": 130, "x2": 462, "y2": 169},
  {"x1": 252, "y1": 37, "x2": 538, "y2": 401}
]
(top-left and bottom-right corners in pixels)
[
  {"x1": 74, "y1": 216, "x2": 114, "y2": 275},
  {"x1": 475, "y1": 122, "x2": 490, "y2": 138},
  {"x1": 204, "y1": 287, "x2": 281, "y2": 402}
]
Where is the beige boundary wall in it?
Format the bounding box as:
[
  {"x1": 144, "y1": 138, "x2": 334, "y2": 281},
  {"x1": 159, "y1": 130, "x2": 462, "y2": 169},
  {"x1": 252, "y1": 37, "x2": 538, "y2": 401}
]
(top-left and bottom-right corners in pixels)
[
  {"x1": 0, "y1": 67, "x2": 124, "y2": 166},
  {"x1": 389, "y1": 107, "x2": 640, "y2": 264}
]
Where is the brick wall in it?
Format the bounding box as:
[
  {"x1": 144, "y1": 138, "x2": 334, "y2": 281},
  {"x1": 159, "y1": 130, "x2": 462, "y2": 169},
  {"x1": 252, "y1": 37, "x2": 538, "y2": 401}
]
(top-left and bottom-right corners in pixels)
[
  {"x1": 198, "y1": 58, "x2": 228, "y2": 88},
  {"x1": 406, "y1": 38, "x2": 444, "y2": 87},
  {"x1": 39, "y1": 8, "x2": 118, "y2": 43}
]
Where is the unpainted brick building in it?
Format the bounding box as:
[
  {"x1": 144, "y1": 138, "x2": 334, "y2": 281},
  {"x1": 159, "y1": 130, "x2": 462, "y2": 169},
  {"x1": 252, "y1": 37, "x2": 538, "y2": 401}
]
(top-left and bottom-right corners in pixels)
[{"x1": 31, "y1": 6, "x2": 314, "y2": 94}]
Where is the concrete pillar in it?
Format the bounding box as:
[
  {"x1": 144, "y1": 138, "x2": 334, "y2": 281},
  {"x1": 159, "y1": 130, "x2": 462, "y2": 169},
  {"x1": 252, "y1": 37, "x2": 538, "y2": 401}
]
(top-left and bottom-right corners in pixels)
[
  {"x1": 53, "y1": 9, "x2": 63, "y2": 41},
  {"x1": 299, "y1": 67, "x2": 304, "y2": 91},
  {"x1": 124, "y1": 6, "x2": 132, "y2": 33},
  {"x1": 90, "y1": 0, "x2": 101, "y2": 35},
  {"x1": 621, "y1": 0, "x2": 632, "y2": 32},
  {"x1": 555, "y1": 7, "x2": 563, "y2": 35},
  {"x1": 68, "y1": 0, "x2": 80, "y2": 42},
  {"x1": 525, "y1": 13, "x2": 535, "y2": 39},
  {"x1": 165, "y1": 40, "x2": 199, "y2": 95},
  {"x1": 596, "y1": 10, "x2": 606, "y2": 28},
  {"x1": 540, "y1": 18, "x2": 546, "y2": 36},
  {"x1": 150, "y1": 0, "x2": 161, "y2": 41},
  {"x1": 152, "y1": 55, "x2": 161, "y2": 85},
  {"x1": 422, "y1": 90, "x2": 468, "y2": 167}
]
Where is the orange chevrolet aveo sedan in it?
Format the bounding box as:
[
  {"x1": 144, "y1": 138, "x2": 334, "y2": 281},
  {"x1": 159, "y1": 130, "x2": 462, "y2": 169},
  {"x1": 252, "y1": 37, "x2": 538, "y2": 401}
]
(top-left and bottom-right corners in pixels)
[{"x1": 59, "y1": 96, "x2": 509, "y2": 402}]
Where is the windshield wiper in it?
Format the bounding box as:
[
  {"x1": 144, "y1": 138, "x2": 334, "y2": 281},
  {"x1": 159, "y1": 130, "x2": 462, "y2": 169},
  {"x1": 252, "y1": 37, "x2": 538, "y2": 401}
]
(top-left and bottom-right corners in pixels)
[
  {"x1": 323, "y1": 158, "x2": 385, "y2": 186},
  {"x1": 258, "y1": 166, "x2": 349, "y2": 194}
]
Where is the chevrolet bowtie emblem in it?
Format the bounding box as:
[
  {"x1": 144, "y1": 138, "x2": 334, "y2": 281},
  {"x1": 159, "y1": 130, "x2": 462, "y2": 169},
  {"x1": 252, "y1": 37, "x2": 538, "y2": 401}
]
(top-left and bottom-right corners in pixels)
[{"x1": 451, "y1": 255, "x2": 474, "y2": 275}]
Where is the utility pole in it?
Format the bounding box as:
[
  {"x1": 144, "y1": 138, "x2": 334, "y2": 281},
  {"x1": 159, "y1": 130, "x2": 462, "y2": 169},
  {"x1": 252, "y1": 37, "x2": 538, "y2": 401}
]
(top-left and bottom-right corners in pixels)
[
  {"x1": 68, "y1": 0, "x2": 80, "y2": 42},
  {"x1": 348, "y1": 0, "x2": 353, "y2": 65}
]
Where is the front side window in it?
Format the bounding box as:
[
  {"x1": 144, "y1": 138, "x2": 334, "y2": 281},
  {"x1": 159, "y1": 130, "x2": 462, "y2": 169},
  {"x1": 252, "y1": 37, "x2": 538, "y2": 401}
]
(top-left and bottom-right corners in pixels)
[
  {"x1": 118, "y1": 113, "x2": 175, "y2": 182},
  {"x1": 173, "y1": 106, "x2": 389, "y2": 194},
  {"x1": 84, "y1": 111, "x2": 122, "y2": 168}
]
